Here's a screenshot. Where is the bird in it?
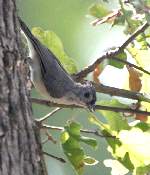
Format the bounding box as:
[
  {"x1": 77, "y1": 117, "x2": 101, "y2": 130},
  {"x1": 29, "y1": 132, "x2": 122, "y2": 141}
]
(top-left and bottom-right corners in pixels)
[{"x1": 19, "y1": 17, "x2": 96, "y2": 111}]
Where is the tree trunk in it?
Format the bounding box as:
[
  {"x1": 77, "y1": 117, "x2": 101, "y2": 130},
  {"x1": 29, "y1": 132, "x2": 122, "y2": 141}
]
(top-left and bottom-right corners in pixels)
[{"x1": 0, "y1": 0, "x2": 47, "y2": 175}]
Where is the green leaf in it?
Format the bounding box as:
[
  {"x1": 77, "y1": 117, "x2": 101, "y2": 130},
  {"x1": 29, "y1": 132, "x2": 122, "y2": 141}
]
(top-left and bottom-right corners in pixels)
[
  {"x1": 89, "y1": 3, "x2": 110, "y2": 18},
  {"x1": 61, "y1": 121, "x2": 97, "y2": 175},
  {"x1": 135, "y1": 122, "x2": 150, "y2": 132},
  {"x1": 119, "y1": 152, "x2": 134, "y2": 171},
  {"x1": 118, "y1": 128, "x2": 150, "y2": 165},
  {"x1": 84, "y1": 156, "x2": 99, "y2": 166},
  {"x1": 136, "y1": 164, "x2": 150, "y2": 175},
  {"x1": 89, "y1": 115, "x2": 111, "y2": 133},
  {"x1": 61, "y1": 133, "x2": 84, "y2": 175},
  {"x1": 136, "y1": 34, "x2": 145, "y2": 42},
  {"x1": 112, "y1": 6, "x2": 133, "y2": 27},
  {"x1": 97, "y1": 99, "x2": 130, "y2": 132},
  {"x1": 89, "y1": 115, "x2": 122, "y2": 153},
  {"x1": 80, "y1": 136, "x2": 97, "y2": 149},
  {"x1": 112, "y1": 15, "x2": 126, "y2": 26},
  {"x1": 65, "y1": 122, "x2": 81, "y2": 136},
  {"x1": 109, "y1": 51, "x2": 127, "y2": 69},
  {"x1": 60, "y1": 131, "x2": 70, "y2": 144},
  {"x1": 32, "y1": 27, "x2": 77, "y2": 74},
  {"x1": 101, "y1": 130, "x2": 121, "y2": 153}
]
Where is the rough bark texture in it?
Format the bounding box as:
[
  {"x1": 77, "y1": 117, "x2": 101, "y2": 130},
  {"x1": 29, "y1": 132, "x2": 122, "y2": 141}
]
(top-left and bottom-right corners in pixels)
[{"x1": 0, "y1": 0, "x2": 47, "y2": 175}]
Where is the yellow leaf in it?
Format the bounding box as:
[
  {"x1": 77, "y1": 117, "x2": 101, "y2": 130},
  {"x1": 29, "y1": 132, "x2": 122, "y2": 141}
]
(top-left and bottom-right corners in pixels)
[{"x1": 127, "y1": 66, "x2": 142, "y2": 92}]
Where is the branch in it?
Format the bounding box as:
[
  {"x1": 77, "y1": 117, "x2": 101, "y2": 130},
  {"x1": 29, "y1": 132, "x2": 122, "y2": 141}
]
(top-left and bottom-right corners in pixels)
[
  {"x1": 31, "y1": 97, "x2": 150, "y2": 116},
  {"x1": 93, "y1": 82, "x2": 150, "y2": 103},
  {"x1": 74, "y1": 22, "x2": 150, "y2": 80},
  {"x1": 41, "y1": 124, "x2": 115, "y2": 138}
]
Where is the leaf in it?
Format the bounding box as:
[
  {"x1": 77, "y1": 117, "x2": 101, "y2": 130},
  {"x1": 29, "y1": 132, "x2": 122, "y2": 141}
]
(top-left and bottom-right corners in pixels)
[
  {"x1": 101, "y1": 130, "x2": 121, "y2": 153},
  {"x1": 105, "y1": 128, "x2": 150, "y2": 174},
  {"x1": 97, "y1": 99, "x2": 130, "y2": 132},
  {"x1": 61, "y1": 121, "x2": 97, "y2": 175},
  {"x1": 136, "y1": 164, "x2": 150, "y2": 175},
  {"x1": 89, "y1": 115, "x2": 122, "y2": 153},
  {"x1": 135, "y1": 122, "x2": 150, "y2": 132},
  {"x1": 65, "y1": 122, "x2": 81, "y2": 136},
  {"x1": 32, "y1": 27, "x2": 77, "y2": 74},
  {"x1": 135, "y1": 114, "x2": 148, "y2": 122},
  {"x1": 93, "y1": 65, "x2": 101, "y2": 83},
  {"x1": 60, "y1": 131, "x2": 70, "y2": 143},
  {"x1": 102, "y1": 133, "x2": 134, "y2": 172},
  {"x1": 127, "y1": 66, "x2": 142, "y2": 92},
  {"x1": 118, "y1": 128, "x2": 150, "y2": 168},
  {"x1": 89, "y1": 3, "x2": 110, "y2": 18},
  {"x1": 130, "y1": 103, "x2": 148, "y2": 121},
  {"x1": 89, "y1": 115, "x2": 111, "y2": 133},
  {"x1": 128, "y1": 48, "x2": 150, "y2": 115},
  {"x1": 119, "y1": 152, "x2": 134, "y2": 171},
  {"x1": 80, "y1": 136, "x2": 97, "y2": 149},
  {"x1": 84, "y1": 156, "x2": 99, "y2": 166},
  {"x1": 112, "y1": 14, "x2": 126, "y2": 27},
  {"x1": 61, "y1": 133, "x2": 84, "y2": 175},
  {"x1": 109, "y1": 51, "x2": 127, "y2": 69}
]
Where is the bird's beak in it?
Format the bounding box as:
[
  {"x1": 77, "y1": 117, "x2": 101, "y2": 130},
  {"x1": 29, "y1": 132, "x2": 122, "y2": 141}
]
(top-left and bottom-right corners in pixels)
[{"x1": 87, "y1": 104, "x2": 96, "y2": 112}]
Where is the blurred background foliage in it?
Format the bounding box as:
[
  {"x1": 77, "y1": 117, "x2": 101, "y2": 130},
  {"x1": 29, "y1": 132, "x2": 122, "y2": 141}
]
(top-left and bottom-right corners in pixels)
[{"x1": 16, "y1": 0, "x2": 142, "y2": 175}]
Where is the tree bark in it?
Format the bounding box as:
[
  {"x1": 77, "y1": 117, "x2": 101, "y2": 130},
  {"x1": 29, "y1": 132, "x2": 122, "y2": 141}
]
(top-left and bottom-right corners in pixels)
[{"x1": 0, "y1": 0, "x2": 47, "y2": 175}]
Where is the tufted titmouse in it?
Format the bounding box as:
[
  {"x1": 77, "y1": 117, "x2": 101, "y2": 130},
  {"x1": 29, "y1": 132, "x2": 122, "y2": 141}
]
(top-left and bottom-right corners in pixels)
[{"x1": 19, "y1": 18, "x2": 96, "y2": 111}]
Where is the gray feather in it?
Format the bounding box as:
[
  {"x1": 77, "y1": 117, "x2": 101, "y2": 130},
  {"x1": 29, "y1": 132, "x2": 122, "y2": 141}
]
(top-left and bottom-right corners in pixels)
[{"x1": 19, "y1": 18, "x2": 74, "y2": 98}]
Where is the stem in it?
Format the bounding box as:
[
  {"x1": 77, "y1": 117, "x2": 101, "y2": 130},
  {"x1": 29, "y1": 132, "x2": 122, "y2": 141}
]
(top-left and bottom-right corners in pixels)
[
  {"x1": 36, "y1": 107, "x2": 61, "y2": 123},
  {"x1": 41, "y1": 124, "x2": 115, "y2": 138}
]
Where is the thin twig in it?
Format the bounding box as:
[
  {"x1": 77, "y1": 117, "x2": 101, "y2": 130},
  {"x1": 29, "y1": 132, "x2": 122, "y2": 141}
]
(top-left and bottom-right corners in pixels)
[
  {"x1": 74, "y1": 22, "x2": 150, "y2": 80},
  {"x1": 43, "y1": 151, "x2": 66, "y2": 163},
  {"x1": 112, "y1": 57, "x2": 150, "y2": 76},
  {"x1": 36, "y1": 107, "x2": 61, "y2": 123},
  {"x1": 74, "y1": 48, "x2": 119, "y2": 81},
  {"x1": 42, "y1": 124, "x2": 65, "y2": 131},
  {"x1": 91, "y1": 9, "x2": 122, "y2": 26},
  {"x1": 31, "y1": 97, "x2": 150, "y2": 116},
  {"x1": 41, "y1": 124, "x2": 115, "y2": 138},
  {"x1": 80, "y1": 129, "x2": 115, "y2": 138}
]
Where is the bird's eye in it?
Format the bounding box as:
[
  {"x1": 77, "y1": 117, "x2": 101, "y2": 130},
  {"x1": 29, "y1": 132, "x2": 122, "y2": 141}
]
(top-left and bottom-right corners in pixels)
[{"x1": 84, "y1": 92, "x2": 90, "y2": 98}]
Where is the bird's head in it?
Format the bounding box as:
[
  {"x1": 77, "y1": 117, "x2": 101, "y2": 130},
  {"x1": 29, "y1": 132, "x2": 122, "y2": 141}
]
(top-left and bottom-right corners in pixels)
[{"x1": 64, "y1": 81, "x2": 96, "y2": 111}]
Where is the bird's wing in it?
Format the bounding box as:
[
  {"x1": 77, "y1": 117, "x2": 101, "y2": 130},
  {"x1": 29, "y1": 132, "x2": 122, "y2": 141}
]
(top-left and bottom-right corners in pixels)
[{"x1": 19, "y1": 17, "x2": 74, "y2": 98}]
